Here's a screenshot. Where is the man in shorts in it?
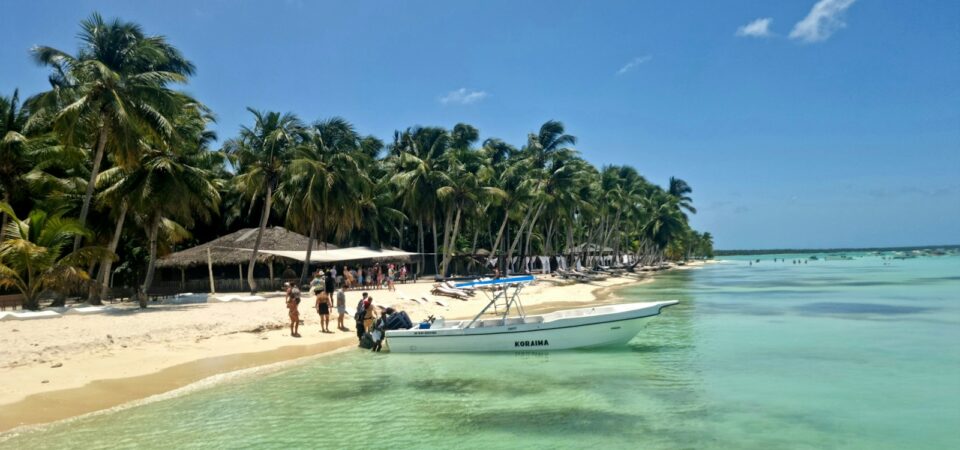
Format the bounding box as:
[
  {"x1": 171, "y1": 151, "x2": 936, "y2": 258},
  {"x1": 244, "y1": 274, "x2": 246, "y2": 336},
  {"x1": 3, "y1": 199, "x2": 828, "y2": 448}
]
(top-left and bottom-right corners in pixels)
[{"x1": 315, "y1": 288, "x2": 331, "y2": 333}]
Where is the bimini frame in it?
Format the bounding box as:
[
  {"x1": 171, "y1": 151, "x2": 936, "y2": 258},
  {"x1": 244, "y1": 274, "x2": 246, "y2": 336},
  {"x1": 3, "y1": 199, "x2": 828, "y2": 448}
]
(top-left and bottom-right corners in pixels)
[{"x1": 454, "y1": 275, "x2": 535, "y2": 329}]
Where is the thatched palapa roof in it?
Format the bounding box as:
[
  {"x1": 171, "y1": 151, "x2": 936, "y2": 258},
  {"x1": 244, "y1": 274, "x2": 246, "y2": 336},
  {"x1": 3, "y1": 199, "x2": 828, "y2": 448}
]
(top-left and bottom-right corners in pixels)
[{"x1": 157, "y1": 227, "x2": 337, "y2": 268}]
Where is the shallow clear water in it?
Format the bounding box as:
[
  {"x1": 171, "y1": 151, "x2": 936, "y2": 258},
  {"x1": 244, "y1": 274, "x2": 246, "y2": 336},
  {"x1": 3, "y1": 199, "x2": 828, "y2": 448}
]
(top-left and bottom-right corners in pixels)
[{"x1": 4, "y1": 255, "x2": 959, "y2": 449}]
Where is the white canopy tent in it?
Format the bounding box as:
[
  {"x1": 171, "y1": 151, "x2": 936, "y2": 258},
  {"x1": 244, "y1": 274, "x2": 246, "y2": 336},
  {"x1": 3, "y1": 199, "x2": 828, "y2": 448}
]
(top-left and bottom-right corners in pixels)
[{"x1": 239, "y1": 246, "x2": 417, "y2": 263}]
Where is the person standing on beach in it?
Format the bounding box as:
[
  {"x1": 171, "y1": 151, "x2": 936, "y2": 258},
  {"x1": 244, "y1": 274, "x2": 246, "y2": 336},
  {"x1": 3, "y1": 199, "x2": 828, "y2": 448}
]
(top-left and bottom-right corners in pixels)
[
  {"x1": 387, "y1": 264, "x2": 396, "y2": 291},
  {"x1": 355, "y1": 292, "x2": 369, "y2": 341},
  {"x1": 362, "y1": 296, "x2": 378, "y2": 337},
  {"x1": 357, "y1": 267, "x2": 364, "y2": 289},
  {"x1": 343, "y1": 265, "x2": 355, "y2": 289},
  {"x1": 315, "y1": 288, "x2": 332, "y2": 333},
  {"x1": 285, "y1": 282, "x2": 301, "y2": 337},
  {"x1": 324, "y1": 269, "x2": 335, "y2": 300},
  {"x1": 335, "y1": 287, "x2": 347, "y2": 331},
  {"x1": 310, "y1": 270, "x2": 323, "y2": 295}
]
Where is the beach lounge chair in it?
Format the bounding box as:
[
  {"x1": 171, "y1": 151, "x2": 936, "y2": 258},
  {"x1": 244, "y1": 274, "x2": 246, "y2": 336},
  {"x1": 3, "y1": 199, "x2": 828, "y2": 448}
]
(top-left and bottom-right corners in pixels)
[
  {"x1": 431, "y1": 284, "x2": 471, "y2": 300},
  {"x1": 442, "y1": 281, "x2": 475, "y2": 295}
]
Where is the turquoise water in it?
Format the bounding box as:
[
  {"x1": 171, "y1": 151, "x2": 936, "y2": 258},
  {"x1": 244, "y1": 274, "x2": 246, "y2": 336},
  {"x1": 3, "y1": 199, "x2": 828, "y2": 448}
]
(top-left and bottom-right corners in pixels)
[{"x1": 3, "y1": 255, "x2": 959, "y2": 449}]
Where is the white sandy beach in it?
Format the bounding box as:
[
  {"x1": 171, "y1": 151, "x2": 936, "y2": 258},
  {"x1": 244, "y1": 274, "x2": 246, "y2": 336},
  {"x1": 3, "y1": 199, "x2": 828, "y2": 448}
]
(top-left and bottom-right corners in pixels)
[{"x1": 0, "y1": 263, "x2": 705, "y2": 432}]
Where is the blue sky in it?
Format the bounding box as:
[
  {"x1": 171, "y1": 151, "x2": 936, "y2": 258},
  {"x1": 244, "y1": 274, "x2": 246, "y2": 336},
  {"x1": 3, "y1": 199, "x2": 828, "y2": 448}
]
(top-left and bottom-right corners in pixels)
[{"x1": 2, "y1": 0, "x2": 958, "y2": 249}]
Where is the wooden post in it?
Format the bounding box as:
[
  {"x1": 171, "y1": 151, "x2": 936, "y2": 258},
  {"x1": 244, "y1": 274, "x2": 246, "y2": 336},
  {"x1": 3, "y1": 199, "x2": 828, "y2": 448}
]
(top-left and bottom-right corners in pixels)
[
  {"x1": 180, "y1": 267, "x2": 186, "y2": 290},
  {"x1": 207, "y1": 248, "x2": 215, "y2": 294},
  {"x1": 238, "y1": 263, "x2": 244, "y2": 290},
  {"x1": 268, "y1": 258, "x2": 274, "y2": 282}
]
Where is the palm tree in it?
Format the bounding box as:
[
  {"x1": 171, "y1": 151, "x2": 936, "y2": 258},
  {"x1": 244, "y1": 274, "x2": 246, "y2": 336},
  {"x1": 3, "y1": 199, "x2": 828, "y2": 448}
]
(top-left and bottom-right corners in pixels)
[
  {"x1": 0, "y1": 202, "x2": 111, "y2": 310},
  {"x1": 282, "y1": 117, "x2": 366, "y2": 283},
  {"x1": 99, "y1": 140, "x2": 220, "y2": 306},
  {"x1": 0, "y1": 89, "x2": 31, "y2": 235},
  {"x1": 437, "y1": 144, "x2": 505, "y2": 276},
  {"x1": 390, "y1": 127, "x2": 453, "y2": 274},
  {"x1": 355, "y1": 179, "x2": 406, "y2": 247},
  {"x1": 668, "y1": 176, "x2": 697, "y2": 216},
  {"x1": 91, "y1": 105, "x2": 219, "y2": 304},
  {"x1": 226, "y1": 108, "x2": 304, "y2": 293},
  {"x1": 526, "y1": 120, "x2": 577, "y2": 170},
  {"x1": 641, "y1": 190, "x2": 688, "y2": 260},
  {"x1": 29, "y1": 12, "x2": 196, "y2": 251},
  {"x1": 502, "y1": 121, "x2": 578, "y2": 271}
]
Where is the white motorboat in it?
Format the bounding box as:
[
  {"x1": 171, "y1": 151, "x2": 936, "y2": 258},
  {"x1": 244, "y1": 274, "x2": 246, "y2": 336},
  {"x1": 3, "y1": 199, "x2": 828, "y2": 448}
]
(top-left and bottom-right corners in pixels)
[{"x1": 385, "y1": 275, "x2": 678, "y2": 353}]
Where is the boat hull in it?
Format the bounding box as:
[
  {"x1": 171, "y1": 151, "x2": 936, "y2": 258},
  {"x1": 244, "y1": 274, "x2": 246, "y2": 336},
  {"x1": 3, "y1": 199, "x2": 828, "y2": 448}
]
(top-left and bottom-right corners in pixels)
[{"x1": 385, "y1": 301, "x2": 677, "y2": 353}]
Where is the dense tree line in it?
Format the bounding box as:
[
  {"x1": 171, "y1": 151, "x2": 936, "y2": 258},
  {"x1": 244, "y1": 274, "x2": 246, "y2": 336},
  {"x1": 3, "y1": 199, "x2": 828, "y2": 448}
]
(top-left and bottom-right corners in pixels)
[{"x1": 0, "y1": 13, "x2": 712, "y2": 310}]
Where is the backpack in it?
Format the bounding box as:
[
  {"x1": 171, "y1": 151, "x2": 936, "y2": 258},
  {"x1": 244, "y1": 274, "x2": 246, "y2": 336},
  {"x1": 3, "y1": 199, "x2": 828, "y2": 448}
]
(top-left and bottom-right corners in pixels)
[
  {"x1": 354, "y1": 302, "x2": 366, "y2": 322},
  {"x1": 291, "y1": 287, "x2": 301, "y2": 304},
  {"x1": 359, "y1": 332, "x2": 375, "y2": 349}
]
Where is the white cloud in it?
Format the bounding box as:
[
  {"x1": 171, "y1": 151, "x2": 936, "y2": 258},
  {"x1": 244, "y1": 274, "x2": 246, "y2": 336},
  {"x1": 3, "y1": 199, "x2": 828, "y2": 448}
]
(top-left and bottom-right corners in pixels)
[
  {"x1": 439, "y1": 88, "x2": 488, "y2": 105},
  {"x1": 736, "y1": 18, "x2": 774, "y2": 38},
  {"x1": 616, "y1": 55, "x2": 652, "y2": 76},
  {"x1": 790, "y1": 0, "x2": 857, "y2": 43}
]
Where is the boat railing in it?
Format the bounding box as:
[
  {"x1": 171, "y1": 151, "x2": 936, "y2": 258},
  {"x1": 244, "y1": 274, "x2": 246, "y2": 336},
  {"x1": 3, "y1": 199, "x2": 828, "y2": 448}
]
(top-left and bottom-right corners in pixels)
[{"x1": 462, "y1": 276, "x2": 534, "y2": 329}]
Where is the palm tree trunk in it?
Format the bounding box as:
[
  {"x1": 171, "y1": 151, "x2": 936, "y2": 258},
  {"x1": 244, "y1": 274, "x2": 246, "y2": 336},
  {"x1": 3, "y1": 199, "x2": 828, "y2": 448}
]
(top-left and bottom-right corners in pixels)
[
  {"x1": 491, "y1": 209, "x2": 510, "y2": 257},
  {"x1": 470, "y1": 227, "x2": 480, "y2": 257},
  {"x1": 440, "y1": 207, "x2": 453, "y2": 273},
  {"x1": 247, "y1": 183, "x2": 273, "y2": 293},
  {"x1": 507, "y1": 203, "x2": 536, "y2": 266},
  {"x1": 74, "y1": 124, "x2": 109, "y2": 251},
  {"x1": 417, "y1": 219, "x2": 424, "y2": 276},
  {"x1": 93, "y1": 202, "x2": 128, "y2": 304},
  {"x1": 299, "y1": 220, "x2": 316, "y2": 285},
  {"x1": 139, "y1": 213, "x2": 162, "y2": 308},
  {"x1": 431, "y1": 219, "x2": 439, "y2": 274},
  {"x1": 440, "y1": 206, "x2": 462, "y2": 276},
  {"x1": 545, "y1": 219, "x2": 555, "y2": 255},
  {"x1": 524, "y1": 203, "x2": 544, "y2": 258},
  {"x1": 0, "y1": 193, "x2": 9, "y2": 241}
]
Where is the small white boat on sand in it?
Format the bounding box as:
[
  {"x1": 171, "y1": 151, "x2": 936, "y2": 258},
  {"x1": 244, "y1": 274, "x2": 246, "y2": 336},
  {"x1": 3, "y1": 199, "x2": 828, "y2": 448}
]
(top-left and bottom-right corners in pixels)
[{"x1": 385, "y1": 275, "x2": 678, "y2": 353}]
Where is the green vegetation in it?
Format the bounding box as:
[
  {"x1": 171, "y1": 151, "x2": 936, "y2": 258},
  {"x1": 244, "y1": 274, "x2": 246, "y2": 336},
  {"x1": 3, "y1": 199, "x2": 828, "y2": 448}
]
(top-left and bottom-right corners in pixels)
[{"x1": 0, "y1": 13, "x2": 712, "y2": 308}]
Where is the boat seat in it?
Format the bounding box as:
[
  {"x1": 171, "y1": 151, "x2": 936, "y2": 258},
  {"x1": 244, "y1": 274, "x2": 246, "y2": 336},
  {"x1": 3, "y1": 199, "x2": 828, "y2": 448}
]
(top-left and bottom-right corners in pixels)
[
  {"x1": 504, "y1": 317, "x2": 525, "y2": 325},
  {"x1": 523, "y1": 317, "x2": 544, "y2": 324},
  {"x1": 481, "y1": 319, "x2": 503, "y2": 328}
]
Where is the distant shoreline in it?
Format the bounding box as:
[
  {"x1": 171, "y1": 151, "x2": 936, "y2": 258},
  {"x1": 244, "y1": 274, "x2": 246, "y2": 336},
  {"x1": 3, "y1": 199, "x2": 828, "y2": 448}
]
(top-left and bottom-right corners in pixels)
[{"x1": 715, "y1": 244, "x2": 960, "y2": 256}]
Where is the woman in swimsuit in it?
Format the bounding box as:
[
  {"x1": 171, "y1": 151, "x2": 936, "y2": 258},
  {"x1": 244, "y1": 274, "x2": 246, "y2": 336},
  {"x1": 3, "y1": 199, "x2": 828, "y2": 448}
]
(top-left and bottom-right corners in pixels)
[
  {"x1": 286, "y1": 284, "x2": 300, "y2": 337},
  {"x1": 316, "y1": 290, "x2": 332, "y2": 333}
]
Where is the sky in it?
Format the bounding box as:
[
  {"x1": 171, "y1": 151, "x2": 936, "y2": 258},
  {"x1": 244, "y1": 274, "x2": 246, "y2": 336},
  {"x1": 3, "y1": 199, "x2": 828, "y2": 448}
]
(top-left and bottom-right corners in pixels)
[{"x1": 2, "y1": 0, "x2": 958, "y2": 250}]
